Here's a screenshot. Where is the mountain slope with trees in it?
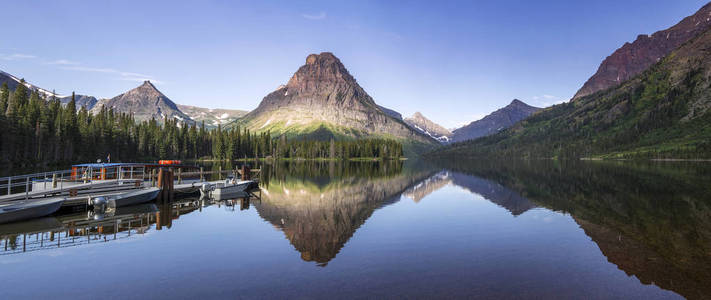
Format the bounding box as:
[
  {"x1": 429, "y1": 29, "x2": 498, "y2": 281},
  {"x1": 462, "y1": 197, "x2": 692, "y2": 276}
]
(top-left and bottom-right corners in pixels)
[
  {"x1": 0, "y1": 82, "x2": 402, "y2": 168},
  {"x1": 573, "y1": 2, "x2": 711, "y2": 100},
  {"x1": 431, "y1": 27, "x2": 711, "y2": 159}
]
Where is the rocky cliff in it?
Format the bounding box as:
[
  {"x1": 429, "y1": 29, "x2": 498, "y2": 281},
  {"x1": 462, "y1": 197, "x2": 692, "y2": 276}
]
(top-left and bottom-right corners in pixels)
[{"x1": 573, "y1": 2, "x2": 711, "y2": 100}]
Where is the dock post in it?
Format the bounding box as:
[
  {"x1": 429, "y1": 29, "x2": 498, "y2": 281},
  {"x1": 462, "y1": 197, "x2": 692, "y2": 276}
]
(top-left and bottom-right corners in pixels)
[
  {"x1": 25, "y1": 177, "x2": 29, "y2": 199},
  {"x1": 156, "y1": 168, "x2": 174, "y2": 204},
  {"x1": 7, "y1": 177, "x2": 10, "y2": 195},
  {"x1": 178, "y1": 168, "x2": 182, "y2": 184},
  {"x1": 219, "y1": 166, "x2": 222, "y2": 180},
  {"x1": 151, "y1": 169, "x2": 156, "y2": 187},
  {"x1": 52, "y1": 173, "x2": 57, "y2": 188},
  {"x1": 200, "y1": 167, "x2": 204, "y2": 182}
]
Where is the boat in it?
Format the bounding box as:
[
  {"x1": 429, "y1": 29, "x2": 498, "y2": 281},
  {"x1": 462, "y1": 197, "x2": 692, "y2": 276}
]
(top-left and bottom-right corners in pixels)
[
  {"x1": 91, "y1": 187, "x2": 160, "y2": 209},
  {"x1": 90, "y1": 203, "x2": 159, "y2": 221},
  {"x1": 0, "y1": 198, "x2": 65, "y2": 224},
  {"x1": 199, "y1": 179, "x2": 258, "y2": 200}
]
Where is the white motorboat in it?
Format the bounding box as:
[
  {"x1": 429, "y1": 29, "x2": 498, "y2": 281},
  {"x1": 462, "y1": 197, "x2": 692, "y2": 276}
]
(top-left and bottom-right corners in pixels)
[
  {"x1": 91, "y1": 187, "x2": 160, "y2": 210},
  {"x1": 199, "y1": 179, "x2": 257, "y2": 200},
  {"x1": 0, "y1": 198, "x2": 65, "y2": 224}
]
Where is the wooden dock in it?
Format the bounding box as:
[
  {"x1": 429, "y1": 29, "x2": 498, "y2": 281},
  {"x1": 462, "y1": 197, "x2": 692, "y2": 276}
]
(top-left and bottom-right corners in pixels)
[{"x1": 0, "y1": 164, "x2": 260, "y2": 208}]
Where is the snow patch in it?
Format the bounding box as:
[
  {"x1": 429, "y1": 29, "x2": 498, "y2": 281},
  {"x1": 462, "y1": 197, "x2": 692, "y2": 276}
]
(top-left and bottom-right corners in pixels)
[{"x1": 260, "y1": 118, "x2": 273, "y2": 129}]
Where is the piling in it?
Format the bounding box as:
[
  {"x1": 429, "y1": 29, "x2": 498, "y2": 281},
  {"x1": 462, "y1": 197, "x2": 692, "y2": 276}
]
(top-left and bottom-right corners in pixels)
[{"x1": 156, "y1": 168, "x2": 174, "y2": 204}]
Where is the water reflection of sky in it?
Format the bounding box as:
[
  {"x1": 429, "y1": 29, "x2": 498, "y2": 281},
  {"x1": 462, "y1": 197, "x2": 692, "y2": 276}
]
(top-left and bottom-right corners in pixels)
[{"x1": 0, "y1": 162, "x2": 697, "y2": 299}]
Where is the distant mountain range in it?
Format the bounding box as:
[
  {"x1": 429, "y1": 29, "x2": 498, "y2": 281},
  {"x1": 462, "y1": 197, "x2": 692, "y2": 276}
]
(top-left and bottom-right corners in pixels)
[
  {"x1": 450, "y1": 99, "x2": 541, "y2": 143},
  {"x1": 233, "y1": 52, "x2": 438, "y2": 153},
  {"x1": 0, "y1": 65, "x2": 550, "y2": 148},
  {"x1": 573, "y1": 2, "x2": 711, "y2": 100},
  {"x1": 177, "y1": 105, "x2": 248, "y2": 128}
]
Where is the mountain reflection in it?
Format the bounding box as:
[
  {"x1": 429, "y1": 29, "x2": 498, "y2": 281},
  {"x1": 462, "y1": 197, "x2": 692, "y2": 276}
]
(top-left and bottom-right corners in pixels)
[
  {"x1": 401, "y1": 170, "x2": 536, "y2": 216},
  {"x1": 438, "y1": 159, "x2": 711, "y2": 299},
  {"x1": 254, "y1": 161, "x2": 433, "y2": 266}
]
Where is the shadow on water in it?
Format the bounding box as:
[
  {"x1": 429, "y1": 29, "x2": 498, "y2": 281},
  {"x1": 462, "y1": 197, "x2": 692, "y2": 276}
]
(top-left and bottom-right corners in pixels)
[{"x1": 435, "y1": 158, "x2": 711, "y2": 299}]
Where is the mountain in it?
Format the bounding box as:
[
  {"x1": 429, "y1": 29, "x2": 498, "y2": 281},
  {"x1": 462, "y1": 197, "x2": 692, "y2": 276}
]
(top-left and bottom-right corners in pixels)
[
  {"x1": 450, "y1": 99, "x2": 541, "y2": 143},
  {"x1": 90, "y1": 81, "x2": 191, "y2": 123},
  {"x1": 433, "y1": 24, "x2": 711, "y2": 159},
  {"x1": 233, "y1": 52, "x2": 438, "y2": 153},
  {"x1": 0, "y1": 70, "x2": 59, "y2": 99},
  {"x1": 1, "y1": 70, "x2": 98, "y2": 109},
  {"x1": 177, "y1": 104, "x2": 247, "y2": 128},
  {"x1": 60, "y1": 94, "x2": 98, "y2": 110},
  {"x1": 404, "y1": 112, "x2": 452, "y2": 143},
  {"x1": 573, "y1": 2, "x2": 711, "y2": 100},
  {"x1": 377, "y1": 105, "x2": 403, "y2": 120}
]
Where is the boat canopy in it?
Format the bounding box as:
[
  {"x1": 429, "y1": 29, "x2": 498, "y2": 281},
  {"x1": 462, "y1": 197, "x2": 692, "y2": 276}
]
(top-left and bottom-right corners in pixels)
[{"x1": 72, "y1": 163, "x2": 147, "y2": 168}]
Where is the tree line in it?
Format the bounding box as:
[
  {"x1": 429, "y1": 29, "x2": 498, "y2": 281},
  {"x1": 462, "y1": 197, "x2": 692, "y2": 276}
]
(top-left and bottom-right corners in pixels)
[{"x1": 0, "y1": 81, "x2": 403, "y2": 168}]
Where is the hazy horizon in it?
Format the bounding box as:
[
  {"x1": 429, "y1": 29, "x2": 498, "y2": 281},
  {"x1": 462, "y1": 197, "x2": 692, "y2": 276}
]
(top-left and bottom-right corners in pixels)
[{"x1": 1, "y1": 0, "x2": 707, "y2": 128}]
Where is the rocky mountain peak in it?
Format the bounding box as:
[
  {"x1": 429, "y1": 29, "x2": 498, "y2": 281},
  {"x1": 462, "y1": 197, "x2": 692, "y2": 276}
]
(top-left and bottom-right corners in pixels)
[
  {"x1": 509, "y1": 99, "x2": 525, "y2": 106},
  {"x1": 90, "y1": 81, "x2": 190, "y2": 123},
  {"x1": 286, "y1": 52, "x2": 358, "y2": 93},
  {"x1": 238, "y1": 52, "x2": 438, "y2": 149},
  {"x1": 405, "y1": 112, "x2": 452, "y2": 143}
]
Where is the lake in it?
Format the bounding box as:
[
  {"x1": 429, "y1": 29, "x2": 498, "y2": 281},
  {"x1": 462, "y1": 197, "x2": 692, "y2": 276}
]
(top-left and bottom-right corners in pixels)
[{"x1": 0, "y1": 159, "x2": 709, "y2": 299}]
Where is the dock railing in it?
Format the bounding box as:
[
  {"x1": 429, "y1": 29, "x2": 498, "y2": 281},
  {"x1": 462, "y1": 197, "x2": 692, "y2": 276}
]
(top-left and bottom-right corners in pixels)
[
  {"x1": 0, "y1": 165, "x2": 148, "y2": 200},
  {"x1": 0, "y1": 165, "x2": 260, "y2": 201}
]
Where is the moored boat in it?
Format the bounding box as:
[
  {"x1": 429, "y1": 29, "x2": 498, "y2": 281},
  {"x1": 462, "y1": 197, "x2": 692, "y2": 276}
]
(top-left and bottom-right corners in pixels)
[
  {"x1": 91, "y1": 187, "x2": 160, "y2": 209},
  {"x1": 0, "y1": 198, "x2": 65, "y2": 224},
  {"x1": 199, "y1": 179, "x2": 258, "y2": 200}
]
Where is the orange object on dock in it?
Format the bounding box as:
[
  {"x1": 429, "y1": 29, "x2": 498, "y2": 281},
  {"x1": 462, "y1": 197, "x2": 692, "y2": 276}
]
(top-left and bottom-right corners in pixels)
[{"x1": 158, "y1": 160, "x2": 182, "y2": 165}]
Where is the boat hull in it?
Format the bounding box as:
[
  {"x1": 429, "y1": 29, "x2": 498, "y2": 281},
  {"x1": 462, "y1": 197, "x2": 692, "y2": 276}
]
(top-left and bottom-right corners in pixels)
[
  {"x1": 201, "y1": 180, "x2": 258, "y2": 200},
  {"x1": 0, "y1": 198, "x2": 65, "y2": 224},
  {"x1": 108, "y1": 187, "x2": 160, "y2": 208}
]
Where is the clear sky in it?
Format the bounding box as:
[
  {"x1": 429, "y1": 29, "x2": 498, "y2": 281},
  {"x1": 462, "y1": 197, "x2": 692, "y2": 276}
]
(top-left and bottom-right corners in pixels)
[{"x1": 1, "y1": 0, "x2": 708, "y2": 128}]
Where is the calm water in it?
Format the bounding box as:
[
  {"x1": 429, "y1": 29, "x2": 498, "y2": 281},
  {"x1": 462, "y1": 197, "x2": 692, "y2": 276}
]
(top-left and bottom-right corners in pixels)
[{"x1": 1, "y1": 159, "x2": 709, "y2": 299}]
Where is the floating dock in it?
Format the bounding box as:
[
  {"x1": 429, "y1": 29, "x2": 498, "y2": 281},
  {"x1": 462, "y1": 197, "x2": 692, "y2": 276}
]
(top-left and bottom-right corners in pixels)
[{"x1": 0, "y1": 163, "x2": 260, "y2": 209}]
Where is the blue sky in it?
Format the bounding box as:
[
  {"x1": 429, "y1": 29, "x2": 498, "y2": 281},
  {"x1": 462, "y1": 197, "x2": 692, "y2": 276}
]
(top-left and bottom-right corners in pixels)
[{"x1": 1, "y1": 0, "x2": 708, "y2": 128}]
